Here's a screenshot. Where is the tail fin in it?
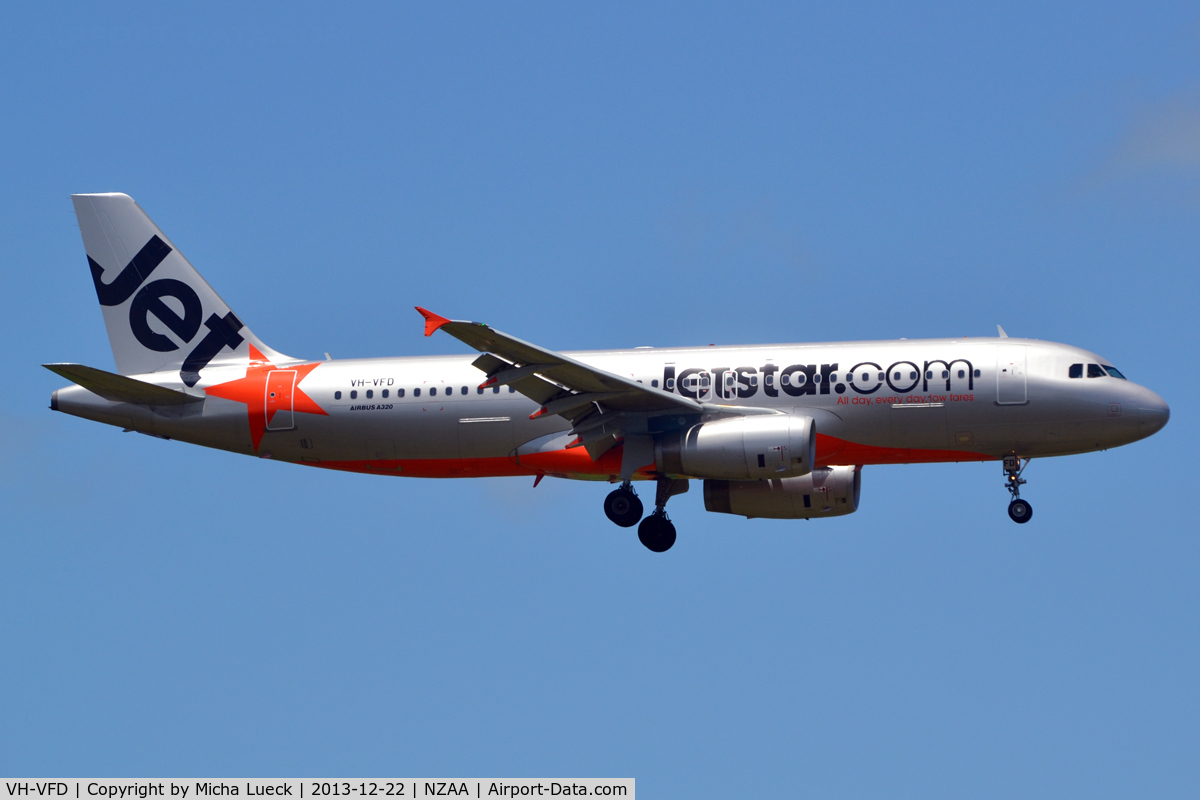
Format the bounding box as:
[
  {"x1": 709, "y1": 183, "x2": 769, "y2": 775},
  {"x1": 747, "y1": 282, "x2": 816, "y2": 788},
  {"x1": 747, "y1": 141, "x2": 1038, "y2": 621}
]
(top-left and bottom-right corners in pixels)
[{"x1": 72, "y1": 193, "x2": 290, "y2": 386}]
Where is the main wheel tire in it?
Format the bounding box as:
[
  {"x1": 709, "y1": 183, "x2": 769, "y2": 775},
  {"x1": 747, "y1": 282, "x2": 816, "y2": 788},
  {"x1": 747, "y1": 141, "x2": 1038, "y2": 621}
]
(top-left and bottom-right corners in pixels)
[
  {"x1": 637, "y1": 514, "x2": 677, "y2": 552},
  {"x1": 1008, "y1": 498, "x2": 1033, "y2": 524},
  {"x1": 604, "y1": 487, "x2": 643, "y2": 528}
]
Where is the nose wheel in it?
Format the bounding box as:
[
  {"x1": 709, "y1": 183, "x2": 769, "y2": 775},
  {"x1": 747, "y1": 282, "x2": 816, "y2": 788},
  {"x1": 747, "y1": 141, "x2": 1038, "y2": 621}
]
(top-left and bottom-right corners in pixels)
[
  {"x1": 1008, "y1": 498, "x2": 1033, "y2": 523},
  {"x1": 1003, "y1": 455, "x2": 1033, "y2": 524}
]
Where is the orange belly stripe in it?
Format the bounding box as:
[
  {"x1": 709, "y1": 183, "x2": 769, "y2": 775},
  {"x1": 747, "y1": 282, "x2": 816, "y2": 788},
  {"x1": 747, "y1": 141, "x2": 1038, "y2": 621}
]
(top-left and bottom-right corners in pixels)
[{"x1": 307, "y1": 433, "x2": 994, "y2": 479}]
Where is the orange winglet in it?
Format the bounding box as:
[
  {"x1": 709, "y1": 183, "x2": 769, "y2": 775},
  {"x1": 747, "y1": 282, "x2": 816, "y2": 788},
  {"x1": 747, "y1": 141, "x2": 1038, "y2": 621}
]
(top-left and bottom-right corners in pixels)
[
  {"x1": 529, "y1": 406, "x2": 549, "y2": 420},
  {"x1": 415, "y1": 307, "x2": 451, "y2": 337},
  {"x1": 479, "y1": 376, "x2": 499, "y2": 389}
]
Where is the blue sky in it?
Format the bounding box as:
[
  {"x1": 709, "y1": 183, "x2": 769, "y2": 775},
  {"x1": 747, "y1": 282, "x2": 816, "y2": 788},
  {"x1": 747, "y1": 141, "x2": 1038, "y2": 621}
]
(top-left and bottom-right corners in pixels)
[{"x1": 2, "y1": 2, "x2": 1198, "y2": 796}]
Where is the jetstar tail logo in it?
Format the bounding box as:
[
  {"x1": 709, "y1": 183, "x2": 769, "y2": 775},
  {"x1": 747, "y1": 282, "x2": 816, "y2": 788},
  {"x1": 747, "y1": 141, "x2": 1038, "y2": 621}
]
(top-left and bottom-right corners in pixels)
[
  {"x1": 204, "y1": 345, "x2": 327, "y2": 451},
  {"x1": 89, "y1": 235, "x2": 246, "y2": 387}
]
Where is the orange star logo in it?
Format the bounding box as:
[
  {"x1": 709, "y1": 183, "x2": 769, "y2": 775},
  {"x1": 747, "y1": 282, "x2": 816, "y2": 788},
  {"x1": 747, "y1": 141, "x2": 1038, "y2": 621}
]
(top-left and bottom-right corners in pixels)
[{"x1": 204, "y1": 344, "x2": 327, "y2": 451}]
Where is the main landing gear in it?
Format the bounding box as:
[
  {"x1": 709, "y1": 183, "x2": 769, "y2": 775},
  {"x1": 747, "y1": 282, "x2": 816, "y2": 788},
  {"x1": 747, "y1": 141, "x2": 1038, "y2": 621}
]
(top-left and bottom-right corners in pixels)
[
  {"x1": 604, "y1": 478, "x2": 688, "y2": 552},
  {"x1": 638, "y1": 513, "x2": 675, "y2": 553},
  {"x1": 604, "y1": 483, "x2": 643, "y2": 528},
  {"x1": 1003, "y1": 454, "x2": 1033, "y2": 524}
]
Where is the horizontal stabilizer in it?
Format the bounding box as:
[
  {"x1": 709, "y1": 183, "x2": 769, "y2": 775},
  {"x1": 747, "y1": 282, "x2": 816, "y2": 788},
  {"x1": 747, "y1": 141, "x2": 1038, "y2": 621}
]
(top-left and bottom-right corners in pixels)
[{"x1": 43, "y1": 363, "x2": 203, "y2": 406}]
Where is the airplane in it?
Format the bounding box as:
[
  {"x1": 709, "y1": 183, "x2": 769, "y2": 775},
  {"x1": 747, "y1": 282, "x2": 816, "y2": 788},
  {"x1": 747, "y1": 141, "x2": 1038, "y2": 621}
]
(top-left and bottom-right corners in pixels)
[{"x1": 47, "y1": 193, "x2": 1171, "y2": 552}]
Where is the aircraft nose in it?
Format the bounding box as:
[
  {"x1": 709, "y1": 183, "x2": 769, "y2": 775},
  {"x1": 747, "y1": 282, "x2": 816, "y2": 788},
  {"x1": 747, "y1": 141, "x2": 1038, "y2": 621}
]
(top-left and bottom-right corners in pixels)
[{"x1": 1135, "y1": 388, "x2": 1170, "y2": 438}]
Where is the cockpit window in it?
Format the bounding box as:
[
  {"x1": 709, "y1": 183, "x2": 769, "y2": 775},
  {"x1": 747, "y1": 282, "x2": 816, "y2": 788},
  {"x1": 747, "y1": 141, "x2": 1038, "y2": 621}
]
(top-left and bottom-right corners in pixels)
[
  {"x1": 1068, "y1": 363, "x2": 1083, "y2": 378},
  {"x1": 1087, "y1": 364, "x2": 1106, "y2": 378},
  {"x1": 1103, "y1": 365, "x2": 1126, "y2": 379}
]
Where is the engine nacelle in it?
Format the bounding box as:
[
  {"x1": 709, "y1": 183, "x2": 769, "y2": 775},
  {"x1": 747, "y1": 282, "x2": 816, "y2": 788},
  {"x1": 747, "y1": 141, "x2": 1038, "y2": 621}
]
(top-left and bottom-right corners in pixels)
[
  {"x1": 656, "y1": 414, "x2": 815, "y2": 480},
  {"x1": 703, "y1": 465, "x2": 862, "y2": 519}
]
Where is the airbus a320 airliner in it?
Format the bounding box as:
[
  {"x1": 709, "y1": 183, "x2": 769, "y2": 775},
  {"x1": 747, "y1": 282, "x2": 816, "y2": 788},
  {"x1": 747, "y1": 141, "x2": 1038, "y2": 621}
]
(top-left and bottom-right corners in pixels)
[{"x1": 48, "y1": 194, "x2": 1170, "y2": 551}]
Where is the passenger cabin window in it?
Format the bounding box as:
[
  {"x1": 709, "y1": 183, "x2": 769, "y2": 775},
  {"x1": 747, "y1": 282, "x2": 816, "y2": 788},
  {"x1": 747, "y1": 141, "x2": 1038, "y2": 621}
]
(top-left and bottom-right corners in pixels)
[
  {"x1": 398, "y1": 388, "x2": 405, "y2": 397},
  {"x1": 335, "y1": 391, "x2": 342, "y2": 400},
  {"x1": 366, "y1": 390, "x2": 373, "y2": 398},
  {"x1": 1103, "y1": 365, "x2": 1127, "y2": 379},
  {"x1": 461, "y1": 386, "x2": 468, "y2": 395},
  {"x1": 350, "y1": 390, "x2": 357, "y2": 399},
  {"x1": 1087, "y1": 364, "x2": 1106, "y2": 378},
  {"x1": 382, "y1": 389, "x2": 388, "y2": 398},
  {"x1": 973, "y1": 369, "x2": 981, "y2": 378},
  {"x1": 430, "y1": 387, "x2": 437, "y2": 396},
  {"x1": 414, "y1": 388, "x2": 421, "y2": 397},
  {"x1": 493, "y1": 386, "x2": 500, "y2": 393},
  {"x1": 509, "y1": 386, "x2": 515, "y2": 393},
  {"x1": 651, "y1": 379, "x2": 659, "y2": 388},
  {"x1": 1069, "y1": 363, "x2": 1083, "y2": 378}
]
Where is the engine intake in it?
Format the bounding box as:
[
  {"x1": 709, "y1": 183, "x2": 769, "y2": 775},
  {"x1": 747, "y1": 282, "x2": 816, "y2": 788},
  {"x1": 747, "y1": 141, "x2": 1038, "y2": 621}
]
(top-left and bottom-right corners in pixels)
[
  {"x1": 656, "y1": 414, "x2": 815, "y2": 480},
  {"x1": 704, "y1": 465, "x2": 862, "y2": 519}
]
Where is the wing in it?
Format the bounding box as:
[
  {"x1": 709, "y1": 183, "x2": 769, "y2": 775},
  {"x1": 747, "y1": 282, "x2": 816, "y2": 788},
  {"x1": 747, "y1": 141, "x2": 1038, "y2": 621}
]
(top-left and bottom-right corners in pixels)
[{"x1": 415, "y1": 307, "x2": 702, "y2": 460}]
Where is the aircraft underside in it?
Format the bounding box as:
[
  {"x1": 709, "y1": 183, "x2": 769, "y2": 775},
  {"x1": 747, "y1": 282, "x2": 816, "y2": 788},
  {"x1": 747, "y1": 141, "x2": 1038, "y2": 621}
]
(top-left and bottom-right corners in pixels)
[{"x1": 311, "y1": 433, "x2": 996, "y2": 480}]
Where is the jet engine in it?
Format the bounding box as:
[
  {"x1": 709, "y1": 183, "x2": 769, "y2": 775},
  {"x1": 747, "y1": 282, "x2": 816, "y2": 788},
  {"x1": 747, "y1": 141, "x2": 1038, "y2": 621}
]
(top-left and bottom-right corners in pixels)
[
  {"x1": 703, "y1": 465, "x2": 862, "y2": 519},
  {"x1": 656, "y1": 414, "x2": 815, "y2": 480}
]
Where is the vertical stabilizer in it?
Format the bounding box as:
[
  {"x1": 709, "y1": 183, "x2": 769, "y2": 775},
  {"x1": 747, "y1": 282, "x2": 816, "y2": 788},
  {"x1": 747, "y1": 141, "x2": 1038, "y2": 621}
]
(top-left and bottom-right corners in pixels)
[{"x1": 72, "y1": 193, "x2": 291, "y2": 385}]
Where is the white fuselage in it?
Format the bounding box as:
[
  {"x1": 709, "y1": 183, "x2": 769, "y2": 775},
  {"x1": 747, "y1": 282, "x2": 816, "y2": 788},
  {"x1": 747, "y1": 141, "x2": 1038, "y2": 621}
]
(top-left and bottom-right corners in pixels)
[{"x1": 53, "y1": 336, "x2": 1170, "y2": 481}]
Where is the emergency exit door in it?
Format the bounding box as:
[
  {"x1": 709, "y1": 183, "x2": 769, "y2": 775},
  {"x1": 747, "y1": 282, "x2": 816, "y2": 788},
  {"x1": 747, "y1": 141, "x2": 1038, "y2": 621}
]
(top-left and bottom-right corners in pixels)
[{"x1": 265, "y1": 370, "x2": 297, "y2": 430}]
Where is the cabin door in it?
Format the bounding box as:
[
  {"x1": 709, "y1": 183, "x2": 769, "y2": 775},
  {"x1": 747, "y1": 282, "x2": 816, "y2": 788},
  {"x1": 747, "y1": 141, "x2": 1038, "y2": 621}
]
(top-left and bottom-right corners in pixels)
[
  {"x1": 265, "y1": 370, "x2": 297, "y2": 431},
  {"x1": 996, "y1": 346, "x2": 1027, "y2": 405}
]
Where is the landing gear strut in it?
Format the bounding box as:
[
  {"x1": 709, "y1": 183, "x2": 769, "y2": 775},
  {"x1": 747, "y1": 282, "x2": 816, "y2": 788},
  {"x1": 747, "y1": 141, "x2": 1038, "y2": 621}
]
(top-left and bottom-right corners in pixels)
[
  {"x1": 1003, "y1": 455, "x2": 1033, "y2": 524},
  {"x1": 604, "y1": 483, "x2": 643, "y2": 528},
  {"x1": 637, "y1": 478, "x2": 689, "y2": 552}
]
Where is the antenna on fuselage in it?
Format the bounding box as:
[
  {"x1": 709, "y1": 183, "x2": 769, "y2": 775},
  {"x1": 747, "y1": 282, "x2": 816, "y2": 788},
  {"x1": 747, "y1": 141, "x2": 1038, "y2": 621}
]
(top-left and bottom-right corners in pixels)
[{"x1": 997, "y1": 325, "x2": 1009, "y2": 338}]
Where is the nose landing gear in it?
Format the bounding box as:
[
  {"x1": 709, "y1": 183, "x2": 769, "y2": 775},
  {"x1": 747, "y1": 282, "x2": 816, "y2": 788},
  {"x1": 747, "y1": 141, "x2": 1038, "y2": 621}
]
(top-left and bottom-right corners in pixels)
[{"x1": 1003, "y1": 455, "x2": 1033, "y2": 524}]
